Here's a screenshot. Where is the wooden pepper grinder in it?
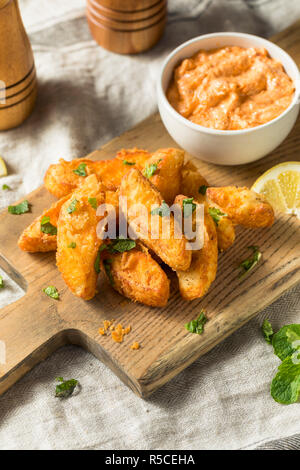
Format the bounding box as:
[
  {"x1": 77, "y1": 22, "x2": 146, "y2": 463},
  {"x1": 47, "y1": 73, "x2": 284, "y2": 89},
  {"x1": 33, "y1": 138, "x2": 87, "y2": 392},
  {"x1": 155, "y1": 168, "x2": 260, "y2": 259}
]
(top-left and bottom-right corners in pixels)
[{"x1": 0, "y1": 0, "x2": 37, "y2": 131}]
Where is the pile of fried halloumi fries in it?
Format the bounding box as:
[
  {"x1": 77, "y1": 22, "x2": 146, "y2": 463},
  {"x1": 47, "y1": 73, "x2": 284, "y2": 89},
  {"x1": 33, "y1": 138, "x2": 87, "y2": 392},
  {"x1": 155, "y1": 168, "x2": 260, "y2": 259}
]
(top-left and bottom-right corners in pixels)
[{"x1": 18, "y1": 148, "x2": 275, "y2": 307}]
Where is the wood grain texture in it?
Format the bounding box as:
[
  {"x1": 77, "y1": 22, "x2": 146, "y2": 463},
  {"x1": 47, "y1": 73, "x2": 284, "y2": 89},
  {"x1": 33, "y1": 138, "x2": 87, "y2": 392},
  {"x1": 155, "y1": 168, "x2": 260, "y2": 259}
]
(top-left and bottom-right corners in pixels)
[
  {"x1": 86, "y1": 0, "x2": 166, "y2": 54},
  {"x1": 0, "y1": 0, "x2": 37, "y2": 130},
  {"x1": 0, "y1": 23, "x2": 299, "y2": 398}
]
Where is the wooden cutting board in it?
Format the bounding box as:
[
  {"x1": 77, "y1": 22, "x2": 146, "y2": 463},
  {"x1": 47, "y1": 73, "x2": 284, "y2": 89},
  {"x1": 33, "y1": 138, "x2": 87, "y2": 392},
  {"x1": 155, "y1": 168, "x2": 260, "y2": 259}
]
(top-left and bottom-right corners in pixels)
[{"x1": 0, "y1": 23, "x2": 300, "y2": 398}]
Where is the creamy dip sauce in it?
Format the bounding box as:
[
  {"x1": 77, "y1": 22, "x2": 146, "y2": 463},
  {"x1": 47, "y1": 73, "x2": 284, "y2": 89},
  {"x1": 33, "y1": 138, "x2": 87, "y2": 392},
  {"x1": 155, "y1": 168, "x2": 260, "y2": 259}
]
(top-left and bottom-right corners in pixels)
[{"x1": 167, "y1": 46, "x2": 295, "y2": 131}]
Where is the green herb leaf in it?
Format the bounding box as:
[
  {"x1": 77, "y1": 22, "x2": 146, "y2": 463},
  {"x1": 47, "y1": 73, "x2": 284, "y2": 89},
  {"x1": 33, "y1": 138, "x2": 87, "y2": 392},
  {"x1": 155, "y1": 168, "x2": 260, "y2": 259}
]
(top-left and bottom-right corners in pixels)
[
  {"x1": 88, "y1": 197, "x2": 97, "y2": 209},
  {"x1": 143, "y1": 160, "x2": 161, "y2": 179},
  {"x1": 239, "y1": 246, "x2": 262, "y2": 278},
  {"x1": 208, "y1": 207, "x2": 227, "y2": 225},
  {"x1": 271, "y1": 357, "x2": 300, "y2": 405},
  {"x1": 262, "y1": 319, "x2": 274, "y2": 344},
  {"x1": 73, "y1": 163, "x2": 87, "y2": 177},
  {"x1": 103, "y1": 259, "x2": 114, "y2": 285},
  {"x1": 109, "y1": 238, "x2": 136, "y2": 254},
  {"x1": 43, "y1": 286, "x2": 59, "y2": 300},
  {"x1": 0, "y1": 275, "x2": 4, "y2": 288},
  {"x1": 272, "y1": 325, "x2": 300, "y2": 361},
  {"x1": 183, "y1": 197, "x2": 196, "y2": 218},
  {"x1": 151, "y1": 201, "x2": 170, "y2": 217},
  {"x1": 2, "y1": 184, "x2": 11, "y2": 190},
  {"x1": 198, "y1": 185, "x2": 208, "y2": 195},
  {"x1": 55, "y1": 377, "x2": 78, "y2": 398},
  {"x1": 94, "y1": 244, "x2": 108, "y2": 273},
  {"x1": 123, "y1": 160, "x2": 135, "y2": 166},
  {"x1": 40, "y1": 216, "x2": 57, "y2": 235},
  {"x1": 68, "y1": 242, "x2": 77, "y2": 249},
  {"x1": 67, "y1": 199, "x2": 78, "y2": 214},
  {"x1": 185, "y1": 311, "x2": 207, "y2": 335},
  {"x1": 8, "y1": 200, "x2": 30, "y2": 215}
]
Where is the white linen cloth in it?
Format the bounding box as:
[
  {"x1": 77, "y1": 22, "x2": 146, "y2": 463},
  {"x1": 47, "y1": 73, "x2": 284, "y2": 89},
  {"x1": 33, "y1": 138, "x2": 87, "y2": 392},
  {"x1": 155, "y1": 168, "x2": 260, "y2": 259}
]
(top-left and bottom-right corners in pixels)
[{"x1": 0, "y1": 0, "x2": 299, "y2": 450}]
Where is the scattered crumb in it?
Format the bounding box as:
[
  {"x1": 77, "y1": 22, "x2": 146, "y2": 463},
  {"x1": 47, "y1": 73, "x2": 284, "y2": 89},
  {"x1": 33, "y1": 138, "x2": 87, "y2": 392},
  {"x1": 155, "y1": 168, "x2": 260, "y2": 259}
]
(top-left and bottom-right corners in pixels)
[
  {"x1": 99, "y1": 327, "x2": 106, "y2": 336},
  {"x1": 131, "y1": 342, "x2": 140, "y2": 350},
  {"x1": 99, "y1": 320, "x2": 131, "y2": 343}
]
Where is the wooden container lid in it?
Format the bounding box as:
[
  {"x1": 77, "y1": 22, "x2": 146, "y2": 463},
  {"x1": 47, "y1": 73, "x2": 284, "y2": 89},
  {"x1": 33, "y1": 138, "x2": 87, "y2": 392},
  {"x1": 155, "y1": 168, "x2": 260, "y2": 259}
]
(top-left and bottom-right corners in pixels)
[
  {"x1": 97, "y1": 0, "x2": 162, "y2": 12},
  {"x1": 90, "y1": 0, "x2": 166, "y2": 21}
]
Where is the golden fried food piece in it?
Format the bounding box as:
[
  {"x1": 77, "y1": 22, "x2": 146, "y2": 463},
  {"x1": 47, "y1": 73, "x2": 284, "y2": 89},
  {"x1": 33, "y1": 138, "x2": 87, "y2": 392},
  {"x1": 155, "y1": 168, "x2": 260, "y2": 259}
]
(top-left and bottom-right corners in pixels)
[
  {"x1": 56, "y1": 175, "x2": 105, "y2": 300},
  {"x1": 18, "y1": 196, "x2": 69, "y2": 252},
  {"x1": 144, "y1": 148, "x2": 185, "y2": 204},
  {"x1": 101, "y1": 247, "x2": 170, "y2": 307},
  {"x1": 214, "y1": 216, "x2": 236, "y2": 252},
  {"x1": 116, "y1": 148, "x2": 151, "y2": 167},
  {"x1": 181, "y1": 160, "x2": 209, "y2": 201},
  {"x1": 175, "y1": 195, "x2": 218, "y2": 301},
  {"x1": 206, "y1": 186, "x2": 275, "y2": 228},
  {"x1": 119, "y1": 169, "x2": 192, "y2": 271}
]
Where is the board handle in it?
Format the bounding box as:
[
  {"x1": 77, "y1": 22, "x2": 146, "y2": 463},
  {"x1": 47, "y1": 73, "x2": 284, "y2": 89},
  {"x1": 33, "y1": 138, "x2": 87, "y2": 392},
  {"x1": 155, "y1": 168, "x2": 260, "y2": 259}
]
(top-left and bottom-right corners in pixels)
[{"x1": 0, "y1": 293, "x2": 67, "y2": 396}]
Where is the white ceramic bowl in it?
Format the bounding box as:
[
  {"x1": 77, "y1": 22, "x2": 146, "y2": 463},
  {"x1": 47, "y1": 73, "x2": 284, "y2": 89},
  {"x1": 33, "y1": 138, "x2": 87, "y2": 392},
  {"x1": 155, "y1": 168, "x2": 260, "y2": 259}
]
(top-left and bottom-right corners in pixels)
[{"x1": 157, "y1": 32, "x2": 300, "y2": 166}]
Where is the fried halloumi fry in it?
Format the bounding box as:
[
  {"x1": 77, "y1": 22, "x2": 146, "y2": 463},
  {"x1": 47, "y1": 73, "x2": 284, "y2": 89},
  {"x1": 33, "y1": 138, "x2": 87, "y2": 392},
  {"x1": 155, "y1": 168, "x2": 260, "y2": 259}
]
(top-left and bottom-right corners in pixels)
[
  {"x1": 181, "y1": 161, "x2": 235, "y2": 251},
  {"x1": 18, "y1": 195, "x2": 69, "y2": 252},
  {"x1": 56, "y1": 175, "x2": 105, "y2": 300},
  {"x1": 119, "y1": 169, "x2": 192, "y2": 271},
  {"x1": 175, "y1": 195, "x2": 218, "y2": 301},
  {"x1": 101, "y1": 247, "x2": 170, "y2": 307},
  {"x1": 116, "y1": 148, "x2": 151, "y2": 167},
  {"x1": 206, "y1": 186, "x2": 275, "y2": 228},
  {"x1": 144, "y1": 148, "x2": 184, "y2": 204}
]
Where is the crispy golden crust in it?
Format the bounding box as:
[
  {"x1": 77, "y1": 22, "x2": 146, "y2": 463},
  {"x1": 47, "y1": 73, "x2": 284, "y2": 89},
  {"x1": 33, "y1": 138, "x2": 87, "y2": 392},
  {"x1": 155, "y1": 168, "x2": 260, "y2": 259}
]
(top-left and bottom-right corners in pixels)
[
  {"x1": 144, "y1": 148, "x2": 184, "y2": 205},
  {"x1": 18, "y1": 196, "x2": 69, "y2": 252},
  {"x1": 181, "y1": 160, "x2": 209, "y2": 201},
  {"x1": 115, "y1": 148, "x2": 151, "y2": 167},
  {"x1": 102, "y1": 248, "x2": 170, "y2": 307},
  {"x1": 175, "y1": 196, "x2": 218, "y2": 301},
  {"x1": 119, "y1": 169, "x2": 192, "y2": 271},
  {"x1": 56, "y1": 175, "x2": 105, "y2": 300},
  {"x1": 207, "y1": 186, "x2": 275, "y2": 228},
  {"x1": 215, "y1": 216, "x2": 236, "y2": 252}
]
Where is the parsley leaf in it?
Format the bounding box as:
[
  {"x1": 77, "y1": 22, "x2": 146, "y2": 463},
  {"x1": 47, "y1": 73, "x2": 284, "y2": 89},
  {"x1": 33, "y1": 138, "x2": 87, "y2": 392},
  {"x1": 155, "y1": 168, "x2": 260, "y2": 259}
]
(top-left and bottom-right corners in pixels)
[
  {"x1": 262, "y1": 319, "x2": 274, "y2": 344},
  {"x1": 272, "y1": 325, "x2": 300, "y2": 361},
  {"x1": 198, "y1": 185, "x2": 208, "y2": 195},
  {"x1": 185, "y1": 311, "x2": 207, "y2": 335},
  {"x1": 43, "y1": 286, "x2": 59, "y2": 300},
  {"x1": 67, "y1": 199, "x2": 78, "y2": 214},
  {"x1": 123, "y1": 160, "x2": 135, "y2": 166},
  {"x1": 73, "y1": 163, "x2": 87, "y2": 177},
  {"x1": 88, "y1": 197, "x2": 97, "y2": 209},
  {"x1": 183, "y1": 197, "x2": 196, "y2": 218},
  {"x1": 68, "y1": 242, "x2": 76, "y2": 249},
  {"x1": 40, "y1": 216, "x2": 57, "y2": 235},
  {"x1": 151, "y1": 201, "x2": 170, "y2": 217},
  {"x1": 55, "y1": 377, "x2": 78, "y2": 398},
  {"x1": 271, "y1": 357, "x2": 300, "y2": 405},
  {"x1": 103, "y1": 259, "x2": 114, "y2": 285},
  {"x1": 208, "y1": 207, "x2": 227, "y2": 225},
  {"x1": 109, "y1": 238, "x2": 136, "y2": 253},
  {"x1": 2, "y1": 184, "x2": 10, "y2": 190},
  {"x1": 239, "y1": 246, "x2": 261, "y2": 278},
  {"x1": 143, "y1": 160, "x2": 161, "y2": 179},
  {"x1": 8, "y1": 200, "x2": 30, "y2": 215},
  {"x1": 0, "y1": 275, "x2": 4, "y2": 288}
]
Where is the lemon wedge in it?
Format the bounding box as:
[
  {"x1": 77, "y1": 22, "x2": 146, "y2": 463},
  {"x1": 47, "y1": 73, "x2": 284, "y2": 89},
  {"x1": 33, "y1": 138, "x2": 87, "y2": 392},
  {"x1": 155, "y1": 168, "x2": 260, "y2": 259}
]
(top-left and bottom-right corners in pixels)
[
  {"x1": 0, "y1": 156, "x2": 7, "y2": 177},
  {"x1": 252, "y1": 162, "x2": 300, "y2": 218}
]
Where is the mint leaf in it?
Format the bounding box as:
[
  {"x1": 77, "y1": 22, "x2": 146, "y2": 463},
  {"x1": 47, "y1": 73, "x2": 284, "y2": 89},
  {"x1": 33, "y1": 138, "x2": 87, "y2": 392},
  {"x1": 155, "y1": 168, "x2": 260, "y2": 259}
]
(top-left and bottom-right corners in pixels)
[
  {"x1": 43, "y1": 286, "x2": 59, "y2": 300},
  {"x1": 272, "y1": 325, "x2": 300, "y2": 361},
  {"x1": 185, "y1": 311, "x2": 207, "y2": 335},
  {"x1": 151, "y1": 201, "x2": 170, "y2": 217},
  {"x1": 68, "y1": 242, "x2": 76, "y2": 249},
  {"x1": 208, "y1": 207, "x2": 227, "y2": 225},
  {"x1": 271, "y1": 357, "x2": 300, "y2": 405},
  {"x1": 0, "y1": 275, "x2": 4, "y2": 288},
  {"x1": 41, "y1": 216, "x2": 57, "y2": 235},
  {"x1": 103, "y1": 259, "x2": 114, "y2": 285},
  {"x1": 123, "y1": 160, "x2": 135, "y2": 166},
  {"x1": 73, "y1": 163, "x2": 87, "y2": 177},
  {"x1": 55, "y1": 377, "x2": 78, "y2": 398},
  {"x1": 67, "y1": 199, "x2": 78, "y2": 214},
  {"x1": 183, "y1": 197, "x2": 196, "y2": 218},
  {"x1": 2, "y1": 184, "x2": 10, "y2": 190},
  {"x1": 94, "y1": 244, "x2": 109, "y2": 273},
  {"x1": 143, "y1": 160, "x2": 161, "y2": 179},
  {"x1": 198, "y1": 185, "x2": 208, "y2": 195},
  {"x1": 8, "y1": 200, "x2": 30, "y2": 215},
  {"x1": 109, "y1": 238, "x2": 136, "y2": 254},
  {"x1": 88, "y1": 197, "x2": 97, "y2": 209},
  {"x1": 262, "y1": 319, "x2": 274, "y2": 344},
  {"x1": 239, "y1": 246, "x2": 262, "y2": 278}
]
